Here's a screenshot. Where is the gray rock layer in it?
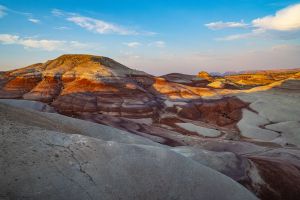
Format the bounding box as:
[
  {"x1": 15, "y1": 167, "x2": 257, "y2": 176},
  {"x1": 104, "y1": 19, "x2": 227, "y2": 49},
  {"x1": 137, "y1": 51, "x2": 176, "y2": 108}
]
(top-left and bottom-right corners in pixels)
[{"x1": 0, "y1": 103, "x2": 257, "y2": 200}]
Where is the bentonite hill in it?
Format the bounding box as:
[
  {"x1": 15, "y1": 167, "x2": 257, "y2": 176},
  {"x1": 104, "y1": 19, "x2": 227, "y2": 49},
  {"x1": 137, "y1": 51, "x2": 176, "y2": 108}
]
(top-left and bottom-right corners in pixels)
[{"x1": 1, "y1": 54, "x2": 300, "y2": 200}]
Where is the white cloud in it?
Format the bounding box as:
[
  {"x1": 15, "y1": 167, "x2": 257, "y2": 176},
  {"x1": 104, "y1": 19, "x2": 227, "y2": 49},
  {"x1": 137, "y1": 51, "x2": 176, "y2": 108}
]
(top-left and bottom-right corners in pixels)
[
  {"x1": 209, "y1": 3, "x2": 300, "y2": 41},
  {"x1": 20, "y1": 39, "x2": 67, "y2": 51},
  {"x1": 67, "y1": 16, "x2": 137, "y2": 35},
  {"x1": 52, "y1": 9, "x2": 155, "y2": 36},
  {"x1": 217, "y1": 29, "x2": 266, "y2": 41},
  {"x1": 51, "y1": 9, "x2": 64, "y2": 17},
  {"x1": 28, "y1": 18, "x2": 40, "y2": 24},
  {"x1": 253, "y1": 3, "x2": 300, "y2": 31},
  {"x1": 149, "y1": 41, "x2": 166, "y2": 48},
  {"x1": 123, "y1": 42, "x2": 141, "y2": 48},
  {"x1": 205, "y1": 21, "x2": 248, "y2": 30},
  {"x1": 0, "y1": 34, "x2": 89, "y2": 51},
  {"x1": 0, "y1": 5, "x2": 7, "y2": 18},
  {"x1": 0, "y1": 5, "x2": 41, "y2": 24},
  {"x1": 2, "y1": 5, "x2": 32, "y2": 17},
  {"x1": 0, "y1": 34, "x2": 19, "y2": 44}
]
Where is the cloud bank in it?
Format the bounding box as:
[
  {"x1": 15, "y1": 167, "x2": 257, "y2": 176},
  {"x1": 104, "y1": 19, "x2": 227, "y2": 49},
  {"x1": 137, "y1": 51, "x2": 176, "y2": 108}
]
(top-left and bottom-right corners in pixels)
[
  {"x1": 67, "y1": 16, "x2": 138, "y2": 35},
  {"x1": 28, "y1": 18, "x2": 40, "y2": 24},
  {"x1": 205, "y1": 21, "x2": 248, "y2": 30},
  {"x1": 207, "y1": 3, "x2": 300, "y2": 41},
  {"x1": 0, "y1": 34, "x2": 88, "y2": 51},
  {"x1": 253, "y1": 4, "x2": 300, "y2": 31},
  {"x1": 52, "y1": 9, "x2": 155, "y2": 36}
]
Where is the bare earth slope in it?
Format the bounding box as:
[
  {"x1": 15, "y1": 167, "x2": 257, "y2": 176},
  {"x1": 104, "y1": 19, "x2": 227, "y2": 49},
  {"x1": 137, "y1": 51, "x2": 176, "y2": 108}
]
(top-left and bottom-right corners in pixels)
[
  {"x1": 0, "y1": 103, "x2": 257, "y2": 200},
  {"x1": 0, "y1": 54, "x2": 300, "y2": 199}
]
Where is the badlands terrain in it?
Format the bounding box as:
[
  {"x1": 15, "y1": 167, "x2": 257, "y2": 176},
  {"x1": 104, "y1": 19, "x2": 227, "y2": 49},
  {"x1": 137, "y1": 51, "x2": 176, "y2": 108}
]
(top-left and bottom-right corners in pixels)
[{"x1": 0, "y1": 54, "x2": 300, "y2": 200}]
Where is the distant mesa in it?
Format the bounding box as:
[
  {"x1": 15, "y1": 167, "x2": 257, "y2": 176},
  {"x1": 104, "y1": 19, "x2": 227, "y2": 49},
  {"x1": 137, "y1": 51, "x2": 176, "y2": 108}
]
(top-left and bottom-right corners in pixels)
[{"x1": 197, "y1": 71, "x2": 212, "y2": 80}]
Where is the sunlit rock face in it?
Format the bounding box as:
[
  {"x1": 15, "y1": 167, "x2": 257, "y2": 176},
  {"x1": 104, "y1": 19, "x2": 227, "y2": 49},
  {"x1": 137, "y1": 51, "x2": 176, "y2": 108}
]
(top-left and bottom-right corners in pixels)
[
  {"x1": 224, "y1": 68, "x2": 300, "y2": 88},
  {"x1": 0, "y1": 55, "x2": 160, "y2": 119},
  {"x1": 197, "y1": 71, "x2": 213, "y2": 80},
  {"x1": 1, "y1": 54, "x2": 300, "y2": 200},
  {"x1": 0, "y1": 63, "x2": 44, "y2": 98}
]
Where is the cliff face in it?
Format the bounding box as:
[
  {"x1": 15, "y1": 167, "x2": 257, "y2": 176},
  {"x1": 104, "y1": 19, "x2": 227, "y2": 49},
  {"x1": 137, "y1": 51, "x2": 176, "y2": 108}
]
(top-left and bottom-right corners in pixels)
[{"x1": 1, "y1": 54, "x2": 300, "y2": 199}]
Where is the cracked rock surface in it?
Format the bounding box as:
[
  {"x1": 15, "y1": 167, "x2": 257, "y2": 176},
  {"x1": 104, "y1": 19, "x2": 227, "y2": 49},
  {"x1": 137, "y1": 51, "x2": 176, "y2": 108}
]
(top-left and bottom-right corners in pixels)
[{"x1": 0, "y1": 103, "x2": 257, "y2": 200}]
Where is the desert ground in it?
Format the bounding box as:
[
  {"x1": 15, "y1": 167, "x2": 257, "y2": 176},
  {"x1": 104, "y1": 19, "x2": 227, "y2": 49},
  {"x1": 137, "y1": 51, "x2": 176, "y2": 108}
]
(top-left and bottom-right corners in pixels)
[{"x1": 1, "y1": 54, "x2": 300, "y2": 200}]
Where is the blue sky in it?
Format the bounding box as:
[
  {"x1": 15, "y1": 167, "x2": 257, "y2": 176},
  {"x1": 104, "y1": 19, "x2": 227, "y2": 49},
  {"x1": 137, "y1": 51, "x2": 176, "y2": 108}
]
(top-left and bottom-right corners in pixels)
[{"x1": 0, "y1": 0, "x2": 300, "y2": 75}]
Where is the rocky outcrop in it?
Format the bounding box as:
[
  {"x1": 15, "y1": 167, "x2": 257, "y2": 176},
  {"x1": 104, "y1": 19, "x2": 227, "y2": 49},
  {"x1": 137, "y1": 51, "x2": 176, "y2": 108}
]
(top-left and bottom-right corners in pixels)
[
  {"x1": 0, "y1": 55, "x2": 160, "y2": 119},
  {"x1": 1, "y1": 54, "x2": 300, "y2": 200},
  {"x1": 3, "y1": 102, "x2": 300, "y2": 200},
  {"x1": 161, "y1": 73, "x2": 210, "y2": 87},
  {"x1": 197, "y1": 71, "x2": 213, "y2": 80},
  {"x1": 175, "y1": 97, "x2": 247, "y2": 125},
  {"x1": 0, "y1": 103, "x2": 258, "y2": 200}
]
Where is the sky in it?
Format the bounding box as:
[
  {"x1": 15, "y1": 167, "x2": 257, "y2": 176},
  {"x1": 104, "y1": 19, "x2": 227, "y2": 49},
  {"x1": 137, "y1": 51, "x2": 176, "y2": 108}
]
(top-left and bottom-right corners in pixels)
[{"x1": 0, "y1": 0, "x2": 300, "y2": 75}]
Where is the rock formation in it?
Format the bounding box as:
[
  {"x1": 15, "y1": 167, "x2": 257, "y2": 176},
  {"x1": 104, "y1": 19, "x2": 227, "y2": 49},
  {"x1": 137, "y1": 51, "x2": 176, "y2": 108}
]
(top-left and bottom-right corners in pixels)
[
  {"x1": 1, "y1": 54, "x2": 300, "y2": 200},
  {"x1": 0, "y1": 102, "x2": 259, "y2": 200}
]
